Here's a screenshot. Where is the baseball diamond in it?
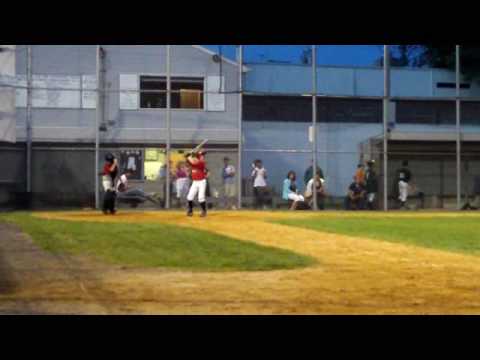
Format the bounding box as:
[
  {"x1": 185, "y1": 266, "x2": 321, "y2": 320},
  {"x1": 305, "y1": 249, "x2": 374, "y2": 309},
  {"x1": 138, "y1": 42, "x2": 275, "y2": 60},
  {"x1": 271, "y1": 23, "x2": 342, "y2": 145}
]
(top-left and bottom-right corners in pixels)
[
  {"x1": 1, "y1": 210, "x2": 480, "y2": 315},
  {"x1": 2, "y1": 45, "x2": 480, "y2": 316}
]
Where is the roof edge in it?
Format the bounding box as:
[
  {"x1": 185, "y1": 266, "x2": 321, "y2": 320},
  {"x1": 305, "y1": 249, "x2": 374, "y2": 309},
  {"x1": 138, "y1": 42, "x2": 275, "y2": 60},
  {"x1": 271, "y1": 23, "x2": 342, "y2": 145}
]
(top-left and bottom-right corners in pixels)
[{"x1": 191, "y1": 45, "x2": 249, "y2": 72}]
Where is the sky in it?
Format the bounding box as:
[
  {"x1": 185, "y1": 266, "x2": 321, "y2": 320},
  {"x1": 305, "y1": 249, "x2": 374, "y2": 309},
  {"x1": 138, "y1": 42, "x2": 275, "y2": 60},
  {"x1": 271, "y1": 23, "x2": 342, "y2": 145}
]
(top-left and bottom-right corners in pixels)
[{"x1": 203, "y1": 45, "x2": 383, "y2": 66}]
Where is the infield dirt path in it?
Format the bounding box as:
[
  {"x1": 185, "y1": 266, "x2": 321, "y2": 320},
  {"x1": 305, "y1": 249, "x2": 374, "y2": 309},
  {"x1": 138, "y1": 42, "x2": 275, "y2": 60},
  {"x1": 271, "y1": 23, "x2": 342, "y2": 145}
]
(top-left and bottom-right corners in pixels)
[{"x1": 3, "y1": 211, "x2": 480, "y2": 314}]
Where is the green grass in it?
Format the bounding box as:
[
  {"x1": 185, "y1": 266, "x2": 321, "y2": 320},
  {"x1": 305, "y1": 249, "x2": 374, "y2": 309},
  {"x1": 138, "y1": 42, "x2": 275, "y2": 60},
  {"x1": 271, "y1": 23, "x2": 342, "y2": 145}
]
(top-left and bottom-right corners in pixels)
[
  {"x1": 0, "y1": 213, "x2": 315, "y2": 272},
  {"x1": 274, "y1": 215, "x2": 480, "y2": 256}
]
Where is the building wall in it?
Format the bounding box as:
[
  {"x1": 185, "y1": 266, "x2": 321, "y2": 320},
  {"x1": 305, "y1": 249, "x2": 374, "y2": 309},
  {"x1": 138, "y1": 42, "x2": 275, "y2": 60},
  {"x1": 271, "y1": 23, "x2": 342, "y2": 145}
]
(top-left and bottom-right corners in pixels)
[
  {"x1": 244, "y1": 63, "x2": 480, "y2": 98},
  {"x1": 14, "y1": 45, "x2": 240, "y2": 145},
  {"x1": 244, "y1": 121, "x2": 480, "y2": 197},
  {"x1": 0, "y1": 145, "x2": 25, "y2": 207},
  {"x1": 31, "y1": 148, "x2": 95, "y2": 207},
  {"x1": 9, "y1": 49, "x2": 480, "y2": 207},
  {"x1": 243, "y1": 122, "x2": 383, "y2": 196}
]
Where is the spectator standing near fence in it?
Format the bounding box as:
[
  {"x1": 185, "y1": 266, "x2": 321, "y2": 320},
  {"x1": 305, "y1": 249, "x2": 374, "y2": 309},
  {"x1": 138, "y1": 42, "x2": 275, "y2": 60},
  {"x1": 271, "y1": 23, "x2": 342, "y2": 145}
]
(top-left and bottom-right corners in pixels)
[
  {"x1": 251, "y1": 160, "x2": 268, "y2": 210},
  {"x1": 365, "y1": 160, "x2": 378, "y2": 210},
  {"x1": 396, "y1": 160, "x2": 412, "y2": 210},
  {"x1": 355, "y1": 164, "x2": 366, "y2": 186},
  {"x1": 175, "y1": 162, "x2": 189, "y2": 208},
  {"x1": 222, "y1": 157, "x2": 237, "y2": 210}
]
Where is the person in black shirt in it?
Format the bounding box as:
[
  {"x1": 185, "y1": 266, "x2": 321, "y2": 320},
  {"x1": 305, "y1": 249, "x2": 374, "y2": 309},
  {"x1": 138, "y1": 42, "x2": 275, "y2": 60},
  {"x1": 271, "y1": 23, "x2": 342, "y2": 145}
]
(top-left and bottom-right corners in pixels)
[
  {"x1": 345, "y1": 177, "x2": 366, "y2": 210},
  {"x1": 396, "y1": 160, "x2": 412, "y2": 209}
]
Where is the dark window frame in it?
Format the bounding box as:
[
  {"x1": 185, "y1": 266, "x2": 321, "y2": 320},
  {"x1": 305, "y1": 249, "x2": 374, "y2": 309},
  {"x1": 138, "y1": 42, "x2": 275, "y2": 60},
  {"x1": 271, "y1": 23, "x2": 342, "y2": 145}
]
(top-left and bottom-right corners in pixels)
[
  {"x1": 139, "y1": 75, "x2": 205, "y2": 110},
  {"x1": 436, "y1": 82, "x2": 471, "y2": 89},
  {"x1": 244, "y1": 95, "x2": 382, "y2": 123}
]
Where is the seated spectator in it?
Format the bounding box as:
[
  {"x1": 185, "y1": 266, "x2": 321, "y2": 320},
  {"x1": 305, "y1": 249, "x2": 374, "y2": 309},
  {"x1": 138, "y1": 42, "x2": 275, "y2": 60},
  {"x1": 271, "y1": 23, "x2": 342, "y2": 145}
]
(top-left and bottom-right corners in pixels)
[
  {"x1": 304, "y1": 160, "x2": 325, "y2": 186},
  {"x1": 283, "y1": 171, "x2": 305, "y2": 210},
  {"x1": 304, "y1": 174, "x2": 326, "y2": 210},
  {"x1": 344, "y1": 177, "x2": 366, "y2": 210}
]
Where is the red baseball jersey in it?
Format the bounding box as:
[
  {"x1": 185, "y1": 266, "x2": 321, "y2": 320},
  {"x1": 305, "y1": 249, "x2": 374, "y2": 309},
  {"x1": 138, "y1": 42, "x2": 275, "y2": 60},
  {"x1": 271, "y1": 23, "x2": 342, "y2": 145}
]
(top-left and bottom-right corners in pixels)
[
  {"x1": 103, "y1": 163, "x2": 113, "y2": 176},
  {"x1": 188, "y1": 157, "x2": 206, "y2": 181}
]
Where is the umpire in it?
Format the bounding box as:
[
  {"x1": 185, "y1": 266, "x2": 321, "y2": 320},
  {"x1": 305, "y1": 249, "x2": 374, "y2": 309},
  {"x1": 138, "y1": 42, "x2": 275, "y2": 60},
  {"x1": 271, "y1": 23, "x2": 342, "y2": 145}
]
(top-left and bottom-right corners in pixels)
[{"x1": 101, "y1": 153, "x2": 119, "y2": 215}]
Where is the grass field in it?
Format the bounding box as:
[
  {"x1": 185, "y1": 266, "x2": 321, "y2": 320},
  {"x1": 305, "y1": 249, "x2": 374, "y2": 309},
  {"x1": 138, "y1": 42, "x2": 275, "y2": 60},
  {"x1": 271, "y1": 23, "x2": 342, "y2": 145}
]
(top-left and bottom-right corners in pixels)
[
  {"x1": 0, "y1": 212, "x2": 314, "y2": 272},
  {"x1": 3, "y1": 210, "x2": 480, "y2": 314},
  {"x1": 274, "y1": 214, "x2": 480, "y2": 256}
]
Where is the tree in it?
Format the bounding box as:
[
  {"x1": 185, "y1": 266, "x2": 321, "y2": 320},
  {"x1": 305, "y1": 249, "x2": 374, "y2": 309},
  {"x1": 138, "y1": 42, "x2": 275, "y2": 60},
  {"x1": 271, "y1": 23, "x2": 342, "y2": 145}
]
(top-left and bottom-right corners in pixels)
[
  {"x1": 377, "y1": 45, "x2": 480, "y2": 81},
  {"x1": 374, "y1": 45, "x2": 426, "y2": 67},
  {"x1": 417, "y1": 45, "x2": 480, "y2": 80},
  {"x1": 300, "y1": 47, "x2": 312, "y2": 65}
]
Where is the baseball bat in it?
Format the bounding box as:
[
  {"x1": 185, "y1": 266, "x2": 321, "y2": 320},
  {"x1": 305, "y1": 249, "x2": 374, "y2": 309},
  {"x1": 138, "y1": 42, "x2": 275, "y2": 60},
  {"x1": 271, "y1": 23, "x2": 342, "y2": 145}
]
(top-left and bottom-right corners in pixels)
[{"x1": 184, "y1": 139, "x2": 208, "y2": 157}]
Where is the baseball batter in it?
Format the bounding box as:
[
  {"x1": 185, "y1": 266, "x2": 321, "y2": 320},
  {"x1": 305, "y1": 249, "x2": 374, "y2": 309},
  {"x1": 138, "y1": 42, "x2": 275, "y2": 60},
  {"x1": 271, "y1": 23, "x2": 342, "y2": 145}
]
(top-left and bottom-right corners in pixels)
[{"x1": 186, "y1": 151, "x2": 208, "y2": 217}]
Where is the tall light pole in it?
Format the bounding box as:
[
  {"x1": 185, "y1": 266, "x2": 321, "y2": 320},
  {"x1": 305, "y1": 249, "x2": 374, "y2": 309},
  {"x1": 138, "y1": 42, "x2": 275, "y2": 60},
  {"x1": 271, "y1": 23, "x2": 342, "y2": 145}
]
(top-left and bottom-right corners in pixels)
[
  {"x1": 312, "y1": 45, "x2": 318, "y2": 211},
  {"x1": 383, "y1": 45, "x2": 390, "y2": 212},
  {"x1": 237, "y1": 45, "x2": 243, "y2": 210},
  {"x1": 166, "y1": 45, "x2": 172, "y2": 209},
  {"x1": 26, "y1": 45, "x2": 32, "y2": 196},
  {"x1": 94, "y1": 45, "x2": 102, "y2": 209},
  {"x1": 456, "y1": 45, "x2": 461, "y2": 210}
]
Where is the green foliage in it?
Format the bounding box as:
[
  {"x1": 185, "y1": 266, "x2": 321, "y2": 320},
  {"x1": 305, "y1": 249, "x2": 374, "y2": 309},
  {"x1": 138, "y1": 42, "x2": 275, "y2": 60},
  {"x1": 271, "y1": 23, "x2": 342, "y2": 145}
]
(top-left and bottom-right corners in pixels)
[
  {"x1": 381, "y1": 45, "x2": 480, "y2": 81},
  {"x1": 0, "y1": 213, "x2": 315, "y2": 272},
  {"x1": 421, "y1": 45, "x2": 480, "y2": 81}
]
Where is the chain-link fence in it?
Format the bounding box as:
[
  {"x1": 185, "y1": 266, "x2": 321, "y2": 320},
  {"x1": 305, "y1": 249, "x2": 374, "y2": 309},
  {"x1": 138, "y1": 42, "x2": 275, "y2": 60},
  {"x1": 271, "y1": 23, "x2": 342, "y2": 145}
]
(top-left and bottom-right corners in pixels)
[{"x1": 1, "y1": 45, "x2": 477, "y2": 211}]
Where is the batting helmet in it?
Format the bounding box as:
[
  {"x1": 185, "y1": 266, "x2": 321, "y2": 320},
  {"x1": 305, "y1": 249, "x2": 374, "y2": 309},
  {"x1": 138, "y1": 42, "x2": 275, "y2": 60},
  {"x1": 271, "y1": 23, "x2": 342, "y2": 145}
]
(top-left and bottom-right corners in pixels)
[{"x1": 105, "y1": 153, "x2": 115, "y2": 163}]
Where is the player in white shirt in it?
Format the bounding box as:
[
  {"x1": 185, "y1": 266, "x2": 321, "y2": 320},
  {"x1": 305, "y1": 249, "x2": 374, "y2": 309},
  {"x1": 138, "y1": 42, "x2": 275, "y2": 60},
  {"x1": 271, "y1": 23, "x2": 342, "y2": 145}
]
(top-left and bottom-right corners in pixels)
[
  {"x1": 304, "y1": 174, "x2": 326, "y2": 210},
  {"x1": 251, "y1": 160, "x2": 268, "y2": 210}
]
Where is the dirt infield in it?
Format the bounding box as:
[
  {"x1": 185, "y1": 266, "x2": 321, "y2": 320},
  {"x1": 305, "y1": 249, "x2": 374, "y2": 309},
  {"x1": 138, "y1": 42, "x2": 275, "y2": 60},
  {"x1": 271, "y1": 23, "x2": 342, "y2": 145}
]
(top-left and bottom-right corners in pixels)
[{"x1": 2, "y1": 211, "x2": 480, "y2": 314}]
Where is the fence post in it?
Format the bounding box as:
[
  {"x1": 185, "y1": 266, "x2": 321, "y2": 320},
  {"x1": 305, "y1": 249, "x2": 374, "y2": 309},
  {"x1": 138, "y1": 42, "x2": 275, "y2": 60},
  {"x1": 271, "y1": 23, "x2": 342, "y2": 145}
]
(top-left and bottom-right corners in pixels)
[
  {"x1": 456, "y1": 45, "x2": 461, "y2": 210},
  {"x1": 383, "y1": 45, "x2": 390, "y2": 212},
  {"x1": 312, "y1": 45, "x2": 318, "y2": 211},
  {"x1": 237, "y1": 45, "x2": 243, "y2": 210}
]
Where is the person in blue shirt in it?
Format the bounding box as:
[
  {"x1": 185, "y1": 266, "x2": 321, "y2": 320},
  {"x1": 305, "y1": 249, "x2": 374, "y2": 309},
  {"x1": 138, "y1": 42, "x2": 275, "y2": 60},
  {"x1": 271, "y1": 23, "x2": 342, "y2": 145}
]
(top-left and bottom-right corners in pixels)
[{"x1": 283, "y1": 171, "x2": 305, "y2": 210}]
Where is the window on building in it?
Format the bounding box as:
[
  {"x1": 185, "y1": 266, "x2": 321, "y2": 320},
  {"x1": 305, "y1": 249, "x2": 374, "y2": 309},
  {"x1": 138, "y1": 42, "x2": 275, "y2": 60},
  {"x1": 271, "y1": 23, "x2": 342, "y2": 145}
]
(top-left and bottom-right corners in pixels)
[
  {"x1": 140, "y1": 76, "x2": 166, "y2": 109},
  {"x1": 319, "y1": 99, "x2": 382, "y2": 123},
  {"x1": 436, "y1": 82, "x2": 471, "y2": 89},
  {"x1": 396, "y1": 101, "x2": 456, "y2": 125},
  {"x1": 244, "y1": 95, "x2": 382, "y2": 123},
  {"x1": 244, "y1": 96, "x2": 312, "y2": 122},
  {"x1": 461, "y1": 102, "x2": 480, "y2": 125},
  {"x1": 140, "y1": 76, "x2": 204, "y2": 110}
]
